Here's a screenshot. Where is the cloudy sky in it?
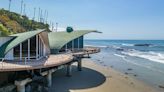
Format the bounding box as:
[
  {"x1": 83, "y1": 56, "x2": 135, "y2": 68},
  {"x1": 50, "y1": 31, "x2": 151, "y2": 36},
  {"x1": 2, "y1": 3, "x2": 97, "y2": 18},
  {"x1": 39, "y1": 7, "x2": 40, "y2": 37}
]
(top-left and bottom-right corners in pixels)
[{"x1": 0, "y1": 0, "x2": 164, "y2": 40}]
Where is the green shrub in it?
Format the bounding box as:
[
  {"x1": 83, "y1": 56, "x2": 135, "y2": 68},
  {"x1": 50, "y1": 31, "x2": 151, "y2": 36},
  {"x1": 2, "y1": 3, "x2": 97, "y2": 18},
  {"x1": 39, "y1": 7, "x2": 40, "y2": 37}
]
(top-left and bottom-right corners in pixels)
[
  {"x1": 0, "y1": 24, "x2": 10, "y2": 36},
  {"x1": 0, "y1": 9, "x2": 50, "y2": 35}
]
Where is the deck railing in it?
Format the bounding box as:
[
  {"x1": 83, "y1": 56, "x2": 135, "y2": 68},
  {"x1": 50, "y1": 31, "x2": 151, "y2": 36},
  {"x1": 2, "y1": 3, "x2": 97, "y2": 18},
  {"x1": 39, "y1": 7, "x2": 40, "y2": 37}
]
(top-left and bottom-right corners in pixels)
[
  {"x1": 0, "y1": 56, "x2": 45, "y2": 70},
  {"x1": 0, "y1": 47, "x2": 100, "y2": 70},
  {"x1": 70, "y1": 47, "x2": 100, "y2": 54}
]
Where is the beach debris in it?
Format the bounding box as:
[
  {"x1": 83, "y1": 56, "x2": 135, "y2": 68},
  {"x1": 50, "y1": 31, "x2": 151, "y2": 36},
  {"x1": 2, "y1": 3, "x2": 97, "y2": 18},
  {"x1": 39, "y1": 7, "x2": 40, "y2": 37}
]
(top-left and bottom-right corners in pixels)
[
  {"x1": 127, "y1": 68, "x2": 133, "y2": 71},
  {"x1": 100, "y1": 61, "x2": 103, "y2": 64},
  {"x1": 124, "y1": 72, "x2": 129, "y2": 75},
  {"x1": 106, "y1": 75, "x2": 112, "y2": 78},
  {"x1": 103, "y1": 64, "x2": 107, "y2": 66},
  {"x1": 125, "y1": 76, "x2": 128, "y2": 79},
  {"x1": 133, "y1": 74, "x2": 137, "y2": 77},
  {"x1": 158, "y1": 85, "x2": 164, "y2": 89},
  {"x1": 124, "y1": 72, "x2": 138, "y2": 77},
  {"x1": 130, "y1": 82, "x2": 134, "y2": 85}
]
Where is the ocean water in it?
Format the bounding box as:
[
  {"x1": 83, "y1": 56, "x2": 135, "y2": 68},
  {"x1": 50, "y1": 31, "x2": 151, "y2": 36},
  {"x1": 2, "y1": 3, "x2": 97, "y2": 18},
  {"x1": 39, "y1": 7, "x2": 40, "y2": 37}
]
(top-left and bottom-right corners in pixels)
[{"x1": 84, "y1": 40, "x2": 164, "y2": 91}]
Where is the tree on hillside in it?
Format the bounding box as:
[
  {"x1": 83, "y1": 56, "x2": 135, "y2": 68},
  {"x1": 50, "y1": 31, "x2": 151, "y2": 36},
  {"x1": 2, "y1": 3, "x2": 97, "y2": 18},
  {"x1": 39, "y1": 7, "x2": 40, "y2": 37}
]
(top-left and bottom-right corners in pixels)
[{"x1": 0, "y1": 9, "x2": 50, "y2": 36}]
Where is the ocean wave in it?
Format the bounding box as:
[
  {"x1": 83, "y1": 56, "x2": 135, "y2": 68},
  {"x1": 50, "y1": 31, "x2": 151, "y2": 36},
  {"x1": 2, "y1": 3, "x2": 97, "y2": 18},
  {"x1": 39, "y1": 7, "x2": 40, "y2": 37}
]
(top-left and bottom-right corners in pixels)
[
  {"x1": 121, "y1": 43, "x2": 154, "y2": 47},
  {"x1": 121, "y1": 43, "x2": 134, "y2": 46},
  {"x1": 121, "y1": 43, "x2": 164, "y2": 47},
  {"x1": 84, "y1": 45, "x2": 108, "y2": 48},
  {"x1": 114, "y1": 53, "x2": 164, "y2": 74},
  {"x1": 122, "y1": 50, "x2": 164, "y2": 64},
  {"x1": 111, "y1": 45, "x2": 122, "y2": 49},
  {"x1": 114, "y1": 54, "x2": 126, "y2": 58}
]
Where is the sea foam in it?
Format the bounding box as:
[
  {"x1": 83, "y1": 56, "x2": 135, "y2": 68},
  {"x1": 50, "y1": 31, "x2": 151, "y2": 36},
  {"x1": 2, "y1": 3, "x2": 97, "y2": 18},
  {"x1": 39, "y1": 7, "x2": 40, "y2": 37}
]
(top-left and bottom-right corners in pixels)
[
  {"x1": 85, "y1": 45, "x2": 108, "y2": 48},
  {"x1": 122, "y1": 43, "x2": 134, "y2": 46},
  {"x1": 122, "y1": 50, "x2": 164, "y2": 64}
]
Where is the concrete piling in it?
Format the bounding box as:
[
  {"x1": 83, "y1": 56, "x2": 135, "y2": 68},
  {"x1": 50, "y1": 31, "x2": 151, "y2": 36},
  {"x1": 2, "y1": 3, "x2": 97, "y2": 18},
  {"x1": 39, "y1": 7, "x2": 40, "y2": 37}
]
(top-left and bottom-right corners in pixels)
[
  {"x1": 77, "y1": 59, "x2": 82, "y2": 71},
  {"x1": 46, "y1": 70, "x2": 52, "y2": 87},
  {"x1": 66, "y1": 64, "x2": 72, "y2": 77},
  {"x1": 15, "y1": 78, "x2": 32, "y2": 92}
]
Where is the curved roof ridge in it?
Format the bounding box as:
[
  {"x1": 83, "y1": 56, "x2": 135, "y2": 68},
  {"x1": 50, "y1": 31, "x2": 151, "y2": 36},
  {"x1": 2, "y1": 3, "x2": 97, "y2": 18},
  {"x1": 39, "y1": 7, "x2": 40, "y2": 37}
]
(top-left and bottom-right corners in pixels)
[
  {"x1": 48, "y1": 30, "x2": 100, "y2": 53},
  {"x1": 0, "y1": 29, "x2": 45, "y2": 58}
]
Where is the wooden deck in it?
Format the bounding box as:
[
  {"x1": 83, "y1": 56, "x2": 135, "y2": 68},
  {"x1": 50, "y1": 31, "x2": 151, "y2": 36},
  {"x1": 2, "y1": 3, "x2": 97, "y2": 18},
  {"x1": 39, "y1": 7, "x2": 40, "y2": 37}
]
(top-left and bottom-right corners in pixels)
[
  {"x1": 0, "y1": 47, "x2": 100, "y2": 72},
  {"x1": 0, "y1": 54, "x2": 73, "y2": 72},
  {"x1": 72, "y1": 47, "x2": 100, "y2": 57}
]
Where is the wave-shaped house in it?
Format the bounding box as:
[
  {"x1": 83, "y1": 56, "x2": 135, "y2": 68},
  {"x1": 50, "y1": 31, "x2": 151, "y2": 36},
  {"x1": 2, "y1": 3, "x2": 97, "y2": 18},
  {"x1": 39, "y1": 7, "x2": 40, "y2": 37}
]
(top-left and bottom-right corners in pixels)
[{"x1": 0, "y1": 28, "x2": 100, "y2": 92}]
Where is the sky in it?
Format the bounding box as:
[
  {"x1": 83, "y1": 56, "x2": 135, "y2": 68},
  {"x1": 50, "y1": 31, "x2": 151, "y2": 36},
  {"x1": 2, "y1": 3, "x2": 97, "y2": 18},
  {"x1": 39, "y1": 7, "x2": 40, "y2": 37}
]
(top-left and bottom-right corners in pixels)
[{"x1": 0, "y1": 0, "x2": 164, "y2": 40}]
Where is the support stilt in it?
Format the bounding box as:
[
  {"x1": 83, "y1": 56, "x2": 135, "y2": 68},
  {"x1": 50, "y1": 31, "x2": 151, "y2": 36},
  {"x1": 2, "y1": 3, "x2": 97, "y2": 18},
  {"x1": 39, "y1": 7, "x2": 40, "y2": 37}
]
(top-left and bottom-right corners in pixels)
[
  {"x1": 15, "y1": 78, "x2": 32, "y2": 92},
  {"x1": 46, "y1": 71, "x2": 52, "y2": 87},
  {"x1": 87, "y1": 53, "x2": 90, "y2": 58},
  {"x1": 46, "y1": 69, "x2": 56, "y2": 87},
  {"x1": 77, "y1": 58, "x2": 82, "y2": 71},
  {"x1": 66, "y1": 64, "x2": 72, "y2": 77}
]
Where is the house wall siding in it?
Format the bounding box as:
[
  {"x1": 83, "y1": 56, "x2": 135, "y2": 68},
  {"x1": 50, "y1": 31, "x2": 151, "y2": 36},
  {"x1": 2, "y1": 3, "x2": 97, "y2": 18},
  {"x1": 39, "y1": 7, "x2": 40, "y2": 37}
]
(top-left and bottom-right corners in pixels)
[
  {"x1": 0, "y1": 37, "x2": 13, "y2": 47},
  {"x1": 0, "y1": 37, "x2": 14, "y2": 60}
]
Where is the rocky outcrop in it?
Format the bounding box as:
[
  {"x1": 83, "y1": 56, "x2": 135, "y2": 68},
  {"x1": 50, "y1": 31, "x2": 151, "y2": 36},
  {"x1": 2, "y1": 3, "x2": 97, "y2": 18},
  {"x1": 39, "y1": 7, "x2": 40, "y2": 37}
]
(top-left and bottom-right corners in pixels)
[{"x1": 134, "y1": 44, "x2": 152, "y2": 47}]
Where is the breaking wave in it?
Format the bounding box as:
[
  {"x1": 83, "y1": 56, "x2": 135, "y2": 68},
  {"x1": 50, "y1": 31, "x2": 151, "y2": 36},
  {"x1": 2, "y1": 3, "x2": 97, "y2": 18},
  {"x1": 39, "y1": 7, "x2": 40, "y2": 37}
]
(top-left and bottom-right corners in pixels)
[
  {"x1": 122, "y1": 50, "x2": 164, "y2": 64},
  {"x1": 85, "y1": 45, "x2": 108, "y2": 48},
  {"x1": 114, "y1": 53, "x2": 164, "y2": 74},
  {"x1": 121, "y1": 43, "x2": 134, "y2": 46}
]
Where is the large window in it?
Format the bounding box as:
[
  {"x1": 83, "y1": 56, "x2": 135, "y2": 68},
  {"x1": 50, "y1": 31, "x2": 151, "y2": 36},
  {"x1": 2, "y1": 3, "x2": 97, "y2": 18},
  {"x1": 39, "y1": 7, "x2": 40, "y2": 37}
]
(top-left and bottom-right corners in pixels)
[
  {"x1": 30, "y1": 36, "x2": 36, "y2": 58},
  {"x1": 74, "y1": 38, "x2": 78, "y2": 48},
  {"x1": 13, "y1": 44, "x2": 20, "y2": 59},
  {"x1": 22, "y1": 39, "x2": 28, "y2": 58},
  {"x1": 59, "y1": 36, "x2": 84, "y2": 53},
  {"x1": 13, "y1": 35, "x2": 38, "y2": 60},
  {"x1": 79, "y1": 36, "x2": 83, "y2": 48},
  {"x1": 67, "y1": 41, "x2": 73, "y2": 50}
]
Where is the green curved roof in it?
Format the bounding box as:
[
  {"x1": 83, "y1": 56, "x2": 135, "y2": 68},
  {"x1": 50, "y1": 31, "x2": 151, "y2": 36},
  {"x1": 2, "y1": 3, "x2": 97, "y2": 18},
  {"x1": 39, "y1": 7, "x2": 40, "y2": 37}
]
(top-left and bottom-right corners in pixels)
[
  {"x1": 0, "y1": 29, "x2": 45, "y2": 58},
  {"x1": 48, "y1": 30, "x2": 99, "y2": 53}
]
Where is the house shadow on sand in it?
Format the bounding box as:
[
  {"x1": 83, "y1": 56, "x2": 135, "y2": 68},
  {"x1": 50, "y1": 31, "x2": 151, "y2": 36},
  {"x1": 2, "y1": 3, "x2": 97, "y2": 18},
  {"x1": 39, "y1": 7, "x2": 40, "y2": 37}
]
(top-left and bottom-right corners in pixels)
[{"x1": 49, "y1": 66, "x2": 106, "y2": 92}]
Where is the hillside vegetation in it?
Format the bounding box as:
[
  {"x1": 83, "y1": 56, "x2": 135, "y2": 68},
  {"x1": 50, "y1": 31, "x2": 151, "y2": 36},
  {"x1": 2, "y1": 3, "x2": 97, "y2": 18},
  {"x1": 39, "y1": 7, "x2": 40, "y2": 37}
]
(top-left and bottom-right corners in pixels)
[{"x1": 0, "y1": 9, "x2": 49, "y2": 36}]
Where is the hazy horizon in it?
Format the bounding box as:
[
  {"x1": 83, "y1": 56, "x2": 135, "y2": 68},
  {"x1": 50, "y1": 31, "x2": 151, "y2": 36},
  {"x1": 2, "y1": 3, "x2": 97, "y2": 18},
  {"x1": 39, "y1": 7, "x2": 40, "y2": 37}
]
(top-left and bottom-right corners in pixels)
[
  {"x1": 84, "y1": 39, "x2": 164, "y2": 40},
  {"x1": 0, "y1": 0, "x2": 164, "y2": 40}
]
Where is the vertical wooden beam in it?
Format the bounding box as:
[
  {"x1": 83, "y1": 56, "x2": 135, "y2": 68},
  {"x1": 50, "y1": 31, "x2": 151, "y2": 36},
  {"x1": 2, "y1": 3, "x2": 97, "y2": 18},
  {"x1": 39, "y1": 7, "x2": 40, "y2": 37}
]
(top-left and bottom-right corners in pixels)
[
  {"x1": 78, "y1": 38, "x2": 80, "y2": 50},
  {"x1": 38, "y1": 36, "x2": 41, "y2": 59},
  {"x1": 20, "y1": 43, "x2": 22, "y2": 61},
  {"x1": 72, "y1": 40, "x2": 74, "y2": 50},
  {"x1": 42, "y1": 41, "x2": 44, "y2": 56},
  {"x1": 28, "y1": 39, "x2": 30, "y2": 60},
  {"x1": 40, "y1": 38, "x2": 42, "y2": 57},
  {"x1": 36, "y1": 35, "x2": 38, "y2": 59},
  {"x1": 65, "y1": 44, "x2": 67, "y2": 52}
]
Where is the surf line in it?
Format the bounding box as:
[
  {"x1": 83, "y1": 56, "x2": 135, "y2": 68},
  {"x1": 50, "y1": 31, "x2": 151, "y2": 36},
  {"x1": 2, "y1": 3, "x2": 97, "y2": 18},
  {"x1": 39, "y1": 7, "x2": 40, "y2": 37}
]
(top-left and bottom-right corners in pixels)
[{"x1": 114, "y1": 54, "x2": 164, "y2": 74}]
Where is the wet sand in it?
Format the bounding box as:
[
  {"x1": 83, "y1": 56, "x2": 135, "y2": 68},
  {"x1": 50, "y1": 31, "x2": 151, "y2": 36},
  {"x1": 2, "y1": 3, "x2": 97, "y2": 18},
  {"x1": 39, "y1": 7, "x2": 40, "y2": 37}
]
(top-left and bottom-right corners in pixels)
[{"x1": 49, "y1": 59, "x2": 161, "y2": 92}]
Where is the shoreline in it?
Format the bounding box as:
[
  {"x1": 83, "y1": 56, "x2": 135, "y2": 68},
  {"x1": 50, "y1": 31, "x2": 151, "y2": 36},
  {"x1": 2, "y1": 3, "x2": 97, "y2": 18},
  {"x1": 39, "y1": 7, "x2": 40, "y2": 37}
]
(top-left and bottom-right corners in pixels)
[{"x1": 50, "y1": 59, "x2": 162, "y2": 92}]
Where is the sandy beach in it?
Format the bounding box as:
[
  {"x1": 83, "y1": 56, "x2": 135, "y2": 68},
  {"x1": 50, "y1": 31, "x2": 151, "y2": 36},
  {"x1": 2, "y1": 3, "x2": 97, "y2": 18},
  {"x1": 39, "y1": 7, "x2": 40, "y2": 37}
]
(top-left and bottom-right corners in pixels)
[{"x1": 49, "y1": 59, "x2": 161, "y2": 92}]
